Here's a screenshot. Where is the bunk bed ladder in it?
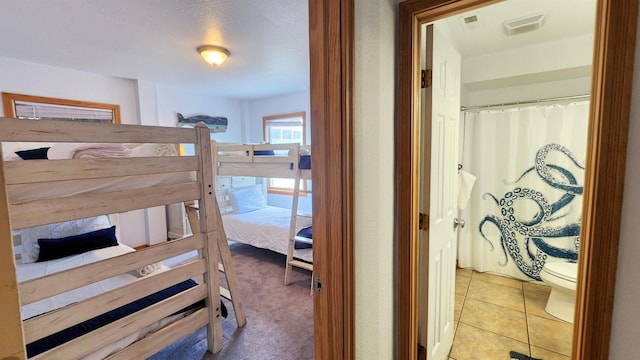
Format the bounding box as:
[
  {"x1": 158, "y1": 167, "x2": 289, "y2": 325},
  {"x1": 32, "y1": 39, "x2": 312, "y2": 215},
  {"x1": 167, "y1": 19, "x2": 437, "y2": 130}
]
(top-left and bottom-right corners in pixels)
[
  {"x1": 284, "y1": 172, "x2": 313, "y2": 287},
  {"x1": 184, "y1": 200, "x2": 247, "y2": 327}
]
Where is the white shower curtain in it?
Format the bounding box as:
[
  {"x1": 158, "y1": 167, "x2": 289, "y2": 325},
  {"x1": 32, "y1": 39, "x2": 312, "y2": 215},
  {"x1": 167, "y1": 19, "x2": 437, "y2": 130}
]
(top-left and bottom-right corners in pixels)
[{"x1": 457, "y1": 100, "x2": 589, "y2": 281}]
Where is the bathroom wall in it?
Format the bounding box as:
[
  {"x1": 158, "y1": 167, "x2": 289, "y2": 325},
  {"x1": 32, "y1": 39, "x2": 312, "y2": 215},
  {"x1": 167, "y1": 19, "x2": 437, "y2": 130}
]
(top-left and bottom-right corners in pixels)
[{"x1": 461, "y1": 34, "x2": 593, "y2": 105}]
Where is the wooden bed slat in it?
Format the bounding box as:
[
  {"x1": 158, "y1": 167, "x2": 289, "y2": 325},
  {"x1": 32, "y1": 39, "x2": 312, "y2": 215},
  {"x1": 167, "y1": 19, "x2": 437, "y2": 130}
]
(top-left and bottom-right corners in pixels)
[
  {"x1": 4, "y1": 156, "x2": 197, "y2": 184},
  {"x1": 19, "y1": 235, "x2": 204, "y2": 305},
  {"x1": 31, "y1": 285, "x2": 208, "y2": 360},
  {"x1": 106, "y1": 308, "x2": 209, "y2": 360},
  {"x1": 23, "y1": 259, "x2": 206, "y2": 343},
  {"x1": 216, "y1": 166, "x2": 298, "y2": 178},
  {"x1": 0, "y1": 117, "x2": 197, "y2": 144},
  {"x1": 10, "y1": 182, "x2": 201, "y2": 229}
]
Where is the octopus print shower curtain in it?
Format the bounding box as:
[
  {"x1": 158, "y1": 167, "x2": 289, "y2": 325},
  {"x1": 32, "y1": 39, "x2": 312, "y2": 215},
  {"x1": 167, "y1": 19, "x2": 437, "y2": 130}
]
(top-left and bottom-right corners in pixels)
[{"x1": 457, "y1": 100, "x2": 589, "y2": 281}]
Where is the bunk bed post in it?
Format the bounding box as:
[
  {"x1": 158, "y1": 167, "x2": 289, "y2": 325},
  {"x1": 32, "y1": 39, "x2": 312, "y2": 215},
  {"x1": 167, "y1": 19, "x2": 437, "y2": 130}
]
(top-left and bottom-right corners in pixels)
[
  {"x1": 285, "y1": 174, "x2": 302, "y2": 285},
  {"x1": 193, "y1": 124, "x2": 223, "y2": 353},
  {"x1": 0, "y1": 145, "x2": 27, "y2": 359}
]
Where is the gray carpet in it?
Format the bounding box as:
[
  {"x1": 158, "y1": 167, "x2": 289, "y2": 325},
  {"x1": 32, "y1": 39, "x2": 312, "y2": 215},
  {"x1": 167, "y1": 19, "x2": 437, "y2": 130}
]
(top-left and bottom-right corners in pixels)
[{"x1": 148, "y1": 242, "x2": 314, "y2": 360}]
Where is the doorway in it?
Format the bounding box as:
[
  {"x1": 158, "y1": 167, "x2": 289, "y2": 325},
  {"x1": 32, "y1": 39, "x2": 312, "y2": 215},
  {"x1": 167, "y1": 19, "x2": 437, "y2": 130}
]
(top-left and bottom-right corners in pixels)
[
  {"x1": 397, "y1": 0, "x2": 638, "y2": 359},
  {"x1": 418, "y1": 2, "x2": 594, "y2": 357}
]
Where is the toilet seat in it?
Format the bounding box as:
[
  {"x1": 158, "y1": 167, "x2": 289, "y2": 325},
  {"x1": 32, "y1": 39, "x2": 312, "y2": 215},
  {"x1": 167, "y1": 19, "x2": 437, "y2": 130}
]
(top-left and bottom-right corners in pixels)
[{"x1": 541, "y1": 262, "x2": 578, "y2": 283}]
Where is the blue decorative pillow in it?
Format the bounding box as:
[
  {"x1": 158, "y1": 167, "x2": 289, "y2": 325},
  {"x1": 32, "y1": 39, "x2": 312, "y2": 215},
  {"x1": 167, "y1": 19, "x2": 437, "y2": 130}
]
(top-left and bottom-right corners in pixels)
[
  {"x1": 36, "y1": 226, "x2": 118, "y2": 262},
  {"x1": 299, "y1": 155, "x2": 311, "y2": 169},
  {"x1": 295, "y1": 226, "x2": 313, "y2": 249},
  {"x1": 254, "y1": 150, "x2": 275, "y2": 156},
  {"x1": 15, "y1": 147, "x2": 50, "y2": 160}
]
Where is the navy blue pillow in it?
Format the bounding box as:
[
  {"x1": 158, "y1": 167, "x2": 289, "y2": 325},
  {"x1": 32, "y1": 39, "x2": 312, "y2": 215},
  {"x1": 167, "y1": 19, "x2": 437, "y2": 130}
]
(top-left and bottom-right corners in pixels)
[
  {"x1": 295, "y1": 226, "x2": 313, "y2": 249},
  {"x1": 36, "y1": 226, "x2": 118, "y2": 262},
  {"x1": 254, "y1": 150, "x2": 275, "y2": 156},
  {"x1": 15, "y1": 147, "x2": 50, "y2": 160},
  {"x1": 299, "y1": 155, "x2": 311, "y2": 169}
]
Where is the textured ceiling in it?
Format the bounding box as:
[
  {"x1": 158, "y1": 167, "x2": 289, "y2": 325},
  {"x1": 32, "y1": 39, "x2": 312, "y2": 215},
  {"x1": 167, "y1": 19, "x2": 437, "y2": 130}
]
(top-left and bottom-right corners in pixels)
[
  {"x1": 0, "y1": 0, "x2": 309, "y2": 100},
  {"x1": 0, "y1": 1, "x2": 595, "y2": 100}
]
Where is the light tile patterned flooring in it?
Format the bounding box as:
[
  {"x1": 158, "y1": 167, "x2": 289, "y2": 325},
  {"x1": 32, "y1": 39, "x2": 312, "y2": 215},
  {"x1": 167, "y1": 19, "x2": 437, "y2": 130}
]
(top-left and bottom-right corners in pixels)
[{"x1": 449, "y1": 268, "x2": 573, "y2": 360}]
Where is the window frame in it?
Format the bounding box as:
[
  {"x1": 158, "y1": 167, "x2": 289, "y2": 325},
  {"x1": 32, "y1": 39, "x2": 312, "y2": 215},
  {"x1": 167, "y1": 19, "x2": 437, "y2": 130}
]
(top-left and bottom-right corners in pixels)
[
  {"x1": 262, "y1": 111, "x2": 307, "y2": 195},
  {"x1": 2, "y1": 92, "x2": 121, "y2": 124}
]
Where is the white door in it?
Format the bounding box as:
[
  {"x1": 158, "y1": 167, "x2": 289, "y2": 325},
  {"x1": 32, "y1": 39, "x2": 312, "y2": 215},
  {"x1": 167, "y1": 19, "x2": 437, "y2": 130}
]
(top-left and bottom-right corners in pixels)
[{"x1": 418, "y1": 24, "x2": 461, "y2": 360}]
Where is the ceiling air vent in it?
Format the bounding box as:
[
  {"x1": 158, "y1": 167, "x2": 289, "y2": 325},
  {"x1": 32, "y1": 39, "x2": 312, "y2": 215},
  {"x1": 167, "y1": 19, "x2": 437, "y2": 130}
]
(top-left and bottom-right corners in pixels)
[{"x1": 503, "y1": 12, "x2": 546, "y2": 36}]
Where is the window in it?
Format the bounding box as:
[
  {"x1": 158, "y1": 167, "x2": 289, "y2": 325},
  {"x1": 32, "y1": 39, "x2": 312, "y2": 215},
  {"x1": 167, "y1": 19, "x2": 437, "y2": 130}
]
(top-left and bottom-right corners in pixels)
[
  {"x1": 2, "y1": 92, "x2": 121, "y2": 124},
  {"x1": 263, "y1": 112, "x2": 306, "y2": 194}
]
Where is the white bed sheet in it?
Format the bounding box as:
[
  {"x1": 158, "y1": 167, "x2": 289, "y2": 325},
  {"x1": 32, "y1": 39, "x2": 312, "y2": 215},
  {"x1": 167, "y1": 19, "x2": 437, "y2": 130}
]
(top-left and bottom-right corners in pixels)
[
  {"x1": 222, "y1": 206, "x2": 313, "y2": 263},
  {"x1": 17, "y1": 243, "x2": 170, "y2": 320}
]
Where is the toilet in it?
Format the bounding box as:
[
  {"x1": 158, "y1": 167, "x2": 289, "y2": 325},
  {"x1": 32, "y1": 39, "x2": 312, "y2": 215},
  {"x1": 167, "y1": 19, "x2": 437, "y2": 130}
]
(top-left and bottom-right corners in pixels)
[{"x1": 539, "y1": 261, "x2": 578, "y2": 323}]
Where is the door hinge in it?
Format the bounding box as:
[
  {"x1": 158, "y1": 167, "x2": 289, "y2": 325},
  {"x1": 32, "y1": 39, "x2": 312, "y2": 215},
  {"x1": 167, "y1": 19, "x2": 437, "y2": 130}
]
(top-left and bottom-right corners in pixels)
[
  {"x1": 418, "y1": 213, "x2": 429, "y2": 231},
  {"x1": 313, "y1": 276, "x2": 322, "y2": 293},
  {"x1": 421, "y1": 69, "x2": 432, "y2": 88}
]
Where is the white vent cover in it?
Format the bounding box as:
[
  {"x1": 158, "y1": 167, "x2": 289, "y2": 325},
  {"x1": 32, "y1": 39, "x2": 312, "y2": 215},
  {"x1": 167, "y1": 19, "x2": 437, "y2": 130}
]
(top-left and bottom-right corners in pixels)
[{"x1": 503, "y1": 12, "x2": 546, "y2": 36}]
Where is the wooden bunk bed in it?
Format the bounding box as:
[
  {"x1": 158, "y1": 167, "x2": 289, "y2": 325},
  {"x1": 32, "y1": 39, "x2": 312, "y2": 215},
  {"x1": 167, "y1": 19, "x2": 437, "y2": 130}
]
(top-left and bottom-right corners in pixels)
[
  {"x1": 0, "y1": 118, "x2": 244, "y2": 359},
  {"x1": 212, "y1": 140, "x2": 313, "y2": 285}
]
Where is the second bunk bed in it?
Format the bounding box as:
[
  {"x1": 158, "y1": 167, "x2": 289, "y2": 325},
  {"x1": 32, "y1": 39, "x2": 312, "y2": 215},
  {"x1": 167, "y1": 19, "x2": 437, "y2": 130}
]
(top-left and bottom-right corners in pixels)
[{"x1": 212, "y1": 141, "x2": 313, "y2": 285}]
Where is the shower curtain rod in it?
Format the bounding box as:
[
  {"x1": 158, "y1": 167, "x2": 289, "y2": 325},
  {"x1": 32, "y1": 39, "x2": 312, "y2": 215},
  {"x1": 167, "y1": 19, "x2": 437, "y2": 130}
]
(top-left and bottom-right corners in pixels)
[{"x1": 460, "y1": 94, "x2": 590, "y2": 111}]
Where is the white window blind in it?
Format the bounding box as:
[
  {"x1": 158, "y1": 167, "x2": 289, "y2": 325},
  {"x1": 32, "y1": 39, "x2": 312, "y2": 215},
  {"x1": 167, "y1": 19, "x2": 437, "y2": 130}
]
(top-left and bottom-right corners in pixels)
[{"x1": 14, "y1": 101, "x2": 115, "y2": 122}]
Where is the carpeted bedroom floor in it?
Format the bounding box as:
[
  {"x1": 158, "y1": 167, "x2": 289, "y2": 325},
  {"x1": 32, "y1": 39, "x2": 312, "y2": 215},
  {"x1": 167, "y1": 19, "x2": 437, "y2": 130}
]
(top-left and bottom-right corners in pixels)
[{"x1": 149, "y1": 242, "x2": 314, "y2": 360}]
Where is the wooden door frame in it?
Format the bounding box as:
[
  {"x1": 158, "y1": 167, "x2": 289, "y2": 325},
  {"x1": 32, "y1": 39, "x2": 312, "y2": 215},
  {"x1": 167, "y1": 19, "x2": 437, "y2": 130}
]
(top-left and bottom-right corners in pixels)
[
  {"x1": 309, "y1": 0, "x2": 354, "y2": 359},
  {"x1": 397, "y1": 0, "x2": 638, "y2": 359}
]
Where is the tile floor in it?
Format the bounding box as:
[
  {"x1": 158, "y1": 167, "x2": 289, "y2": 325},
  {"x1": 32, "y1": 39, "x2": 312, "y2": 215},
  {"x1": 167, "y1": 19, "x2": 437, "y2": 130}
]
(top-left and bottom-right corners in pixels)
[{"x1": 449, "y1": 268, "x2": 573, "y2": 360}]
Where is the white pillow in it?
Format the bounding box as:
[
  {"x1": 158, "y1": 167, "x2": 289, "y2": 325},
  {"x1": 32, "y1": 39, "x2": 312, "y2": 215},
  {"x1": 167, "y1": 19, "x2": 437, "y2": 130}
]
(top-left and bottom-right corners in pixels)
[
  {"x1": 16, "y1": 215, "x2": 112, "y2": 263},
  {"x1": 227, "y1": 185, "x2": 267, "y2": 214}
]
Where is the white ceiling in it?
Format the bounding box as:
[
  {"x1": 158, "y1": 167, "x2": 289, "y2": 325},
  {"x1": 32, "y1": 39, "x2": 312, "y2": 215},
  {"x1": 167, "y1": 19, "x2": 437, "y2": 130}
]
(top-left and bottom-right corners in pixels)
[
  {"x1": 0, "y1": 0, "x2": 595, "y2": 100},
  {"x1": 442, "y1": 0, "x2": 596, "y2": 58},
  {"x1": 0, "y1": 0, "x2": 310, "y2": 100}
]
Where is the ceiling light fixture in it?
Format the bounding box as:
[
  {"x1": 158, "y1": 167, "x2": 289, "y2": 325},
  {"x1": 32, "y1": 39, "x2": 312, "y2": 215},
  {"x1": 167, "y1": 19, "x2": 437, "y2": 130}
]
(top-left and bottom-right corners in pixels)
[{"x1": 197, "y1": 45, "x2": 230, "y2": 66}]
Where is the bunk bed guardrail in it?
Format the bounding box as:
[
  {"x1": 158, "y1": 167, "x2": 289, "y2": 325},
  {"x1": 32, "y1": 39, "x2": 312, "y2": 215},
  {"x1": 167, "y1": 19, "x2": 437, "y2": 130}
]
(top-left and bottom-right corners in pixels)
[{"x1": 0, "y1": 118, "x2": 233, "y2": 359}]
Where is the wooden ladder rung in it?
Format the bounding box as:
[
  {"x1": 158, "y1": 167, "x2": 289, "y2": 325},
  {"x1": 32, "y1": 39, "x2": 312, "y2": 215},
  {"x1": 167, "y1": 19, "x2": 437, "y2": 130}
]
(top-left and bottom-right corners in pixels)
[
  {"x1": 220, "y1": 287, "x2": 231, "y2": 300},
  {"x1": 293, "y1": 236, "x2": 313, "y2": 244},
  {"x1": 288, "y1": 259, "x2": 313, "y2": 271}
]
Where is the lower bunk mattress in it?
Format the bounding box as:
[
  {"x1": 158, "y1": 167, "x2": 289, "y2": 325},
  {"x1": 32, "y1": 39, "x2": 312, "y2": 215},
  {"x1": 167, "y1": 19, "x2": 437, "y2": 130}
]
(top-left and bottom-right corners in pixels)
[
  {"x1": 221, "y1": 206, "x2": 313, "y2": 263},
  {"x1": 16, "y1": 243, "x2": 203, "y2": 359}
]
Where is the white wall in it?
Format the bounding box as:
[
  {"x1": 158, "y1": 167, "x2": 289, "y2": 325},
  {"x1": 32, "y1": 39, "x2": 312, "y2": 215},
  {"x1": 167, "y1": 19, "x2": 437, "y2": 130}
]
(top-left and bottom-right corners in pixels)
[
  {"x1": 461, "y1": 34, "x2": 593, "y2": 105},
  {"x1": 608, "y1": 9, "x2": 640, "y2": 357},
  {"x1": 0, "y1": 57, "x2": 138, "y2": 123},
  {"x1": 0, "y1": 57, "x2": 159, "y2": 248},
  {"x1": 354, "y1": 0, "x2": 396, "y2": 358},
  {"x1": 244, "y1": 90, "x2": 312, "y2": 213},
  {"x1": 244, "y1": 89, "x2": 311, "y2": 143},
  {"x1": 155, "y1": 84, "x2": 245, "y2": 143}
]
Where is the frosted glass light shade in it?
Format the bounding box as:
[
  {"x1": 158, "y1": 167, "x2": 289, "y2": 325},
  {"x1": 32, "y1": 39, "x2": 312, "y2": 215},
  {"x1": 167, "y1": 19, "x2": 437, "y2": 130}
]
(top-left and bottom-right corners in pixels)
[{"x1": 197, "y1": 45, "x2": 230, "y2": 66}]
